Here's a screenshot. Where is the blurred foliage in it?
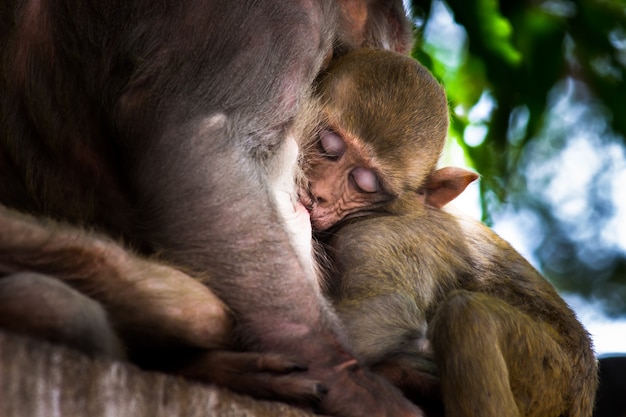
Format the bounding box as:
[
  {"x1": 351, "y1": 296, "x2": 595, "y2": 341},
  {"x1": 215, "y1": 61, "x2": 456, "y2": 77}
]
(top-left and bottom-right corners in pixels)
[{"x1": 409, "y1": 0, "x2": 626, "y2": 315}]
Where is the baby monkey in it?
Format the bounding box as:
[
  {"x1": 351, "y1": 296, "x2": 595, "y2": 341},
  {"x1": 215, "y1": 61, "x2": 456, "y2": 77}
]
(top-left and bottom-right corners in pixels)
[
  {"x1": 301, "y1": 48, "x2": 450, "y2": 230},
  {"x1": 304, "y1": 49, "x2": 598, "y2": 417}
]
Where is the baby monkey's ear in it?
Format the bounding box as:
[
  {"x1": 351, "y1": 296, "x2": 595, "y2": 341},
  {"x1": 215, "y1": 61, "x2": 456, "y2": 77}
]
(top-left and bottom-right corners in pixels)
[{"x1": 417, "y1": 167, "x2": 479, "y2": 209}]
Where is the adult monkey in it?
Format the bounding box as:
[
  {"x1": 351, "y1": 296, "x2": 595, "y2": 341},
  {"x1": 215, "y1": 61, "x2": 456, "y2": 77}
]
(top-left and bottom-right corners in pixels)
[{"x1": 0, "y1": 1, "x2": 423, "y2": 416}]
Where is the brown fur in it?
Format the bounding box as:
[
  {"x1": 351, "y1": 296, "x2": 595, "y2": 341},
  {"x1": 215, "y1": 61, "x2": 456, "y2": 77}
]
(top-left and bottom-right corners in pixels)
[
  {"x1": 323, "y1": 199, "x2": 599, "y2": 417},
  {"x1": 0, "y1": 1, "x2": 423, "y2": 416}
]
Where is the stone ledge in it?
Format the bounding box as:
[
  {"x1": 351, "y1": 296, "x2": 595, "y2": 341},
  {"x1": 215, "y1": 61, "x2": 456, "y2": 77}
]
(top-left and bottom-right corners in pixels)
[{"x1": 0, "y1": 332, "x2": 315, "y2": 417}]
